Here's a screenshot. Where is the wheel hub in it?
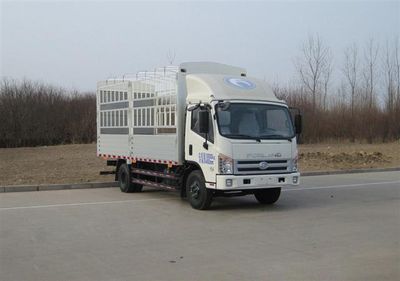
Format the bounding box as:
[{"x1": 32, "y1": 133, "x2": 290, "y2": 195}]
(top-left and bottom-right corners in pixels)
[{"x1": 190, "y1": 181, "x2": 200, "y2": 199}]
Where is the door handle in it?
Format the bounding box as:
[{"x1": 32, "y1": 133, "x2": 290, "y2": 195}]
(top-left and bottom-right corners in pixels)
[{"x1": 189, "y1": 144, "x2": 193, "y2": 156}]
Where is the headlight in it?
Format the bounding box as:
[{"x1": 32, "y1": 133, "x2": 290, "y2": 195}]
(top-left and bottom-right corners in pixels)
[
  {"x1": 292, "y1": 155, "x2": 298, "y2": 172},
  {"x1": 219, "y1": 154, "x2": 233, "y2": 174}
]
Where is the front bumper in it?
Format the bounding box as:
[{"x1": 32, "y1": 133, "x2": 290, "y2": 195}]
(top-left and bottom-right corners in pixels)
[{"x1": 211, "y1": 172, "x2": 300, "y2": 190}]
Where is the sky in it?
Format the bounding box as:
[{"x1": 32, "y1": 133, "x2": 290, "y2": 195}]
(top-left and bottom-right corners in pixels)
[{"x1": 1, "y1": 0, "x2": 399, "y2": 92}]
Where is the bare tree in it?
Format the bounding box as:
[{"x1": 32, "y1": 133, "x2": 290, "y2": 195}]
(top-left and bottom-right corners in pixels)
[
  {"x1": 343, "y1": 43, "x2": 359, "y2": 118},
  {"x1": 166, "y1": 49, "x2": 176, "y2": 65},
  {"x1": 394, "y1": 38, "x2": 400, "y2": 105},
  {"x1": 321, "y1": 53, "x2": 333, "y2": 110},
  {"x1": 382, "y1": 40, "x2": 396, "y2": 111},
  {"x1": 295, "y1": 34, "x2": 332, "y2": 113},
  {"x1": 381, "y1": 37, "x2": 400, "y2": 140},
  {"x1": 362, "y1": 39, "x2": 379, "y2": 109}
]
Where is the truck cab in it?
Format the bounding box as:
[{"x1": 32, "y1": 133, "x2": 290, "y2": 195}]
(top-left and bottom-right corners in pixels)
[{"x1": 180, "y1": 64, "x2": 301, "y2": 209}]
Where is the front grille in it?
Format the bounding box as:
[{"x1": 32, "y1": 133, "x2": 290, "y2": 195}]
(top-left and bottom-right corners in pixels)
[{"x1": 235, "y1": 159, "x2": 290, "y2": 174}]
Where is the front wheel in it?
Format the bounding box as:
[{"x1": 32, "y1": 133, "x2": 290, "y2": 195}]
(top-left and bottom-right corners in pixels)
[
  {"x1": 254, "y1": 188, "x2": 281, "y2": 205},
  {"x1": 186, "y1": 170, "x2": 213, "y2": 210}
]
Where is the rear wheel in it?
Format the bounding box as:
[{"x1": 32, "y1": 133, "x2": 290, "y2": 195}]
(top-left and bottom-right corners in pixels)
[
  {"x1": 254, "y1": 188, "x2": 281, "y2": 205},
  {"x1": 118, "y1": 164, "x2": 143, "y2": 193},
  {"x1": 186, "y1": 170, "x2": 213, "y2": 210}
]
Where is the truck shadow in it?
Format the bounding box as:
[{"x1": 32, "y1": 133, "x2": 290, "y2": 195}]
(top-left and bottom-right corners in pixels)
[
  {"x1": 140, "y1": 187, "x2": 340, "y2": 211},
  {"x1": 209, "y1": 192, "x2": 339, "y2": 211}
]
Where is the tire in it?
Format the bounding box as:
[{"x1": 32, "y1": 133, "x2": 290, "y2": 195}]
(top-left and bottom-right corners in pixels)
[
  {"x1": 186, "y1": 170, "x2": 213, "y2": 210},
  {"x1": 118, "y1": 164, "x2": 143, "y2": 193},
  {"x1": 254, "y1": 188, "x2": 281, "y2": 205}
]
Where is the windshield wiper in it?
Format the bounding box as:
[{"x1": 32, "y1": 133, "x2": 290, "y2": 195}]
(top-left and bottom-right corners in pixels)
[
  {"x1": 224, "y1": 134, "x2": 261, "y2": 142},
  {"x1": 259, "y1": 134, "x2": 293, "y2": 142}
]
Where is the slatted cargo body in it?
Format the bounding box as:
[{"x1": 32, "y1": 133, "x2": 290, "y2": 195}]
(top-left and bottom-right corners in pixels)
[
  {"x1": 96, "y1": 67, "x2": 182, "y2": 165},
  {"x1": 97, "y1": 81, "x2": 132, "y2": 159}
]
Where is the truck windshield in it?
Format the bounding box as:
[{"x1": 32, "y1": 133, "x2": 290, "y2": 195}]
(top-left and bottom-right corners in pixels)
[{"x1": 215, "y1": 103, "x2": 295, "y2": 140}]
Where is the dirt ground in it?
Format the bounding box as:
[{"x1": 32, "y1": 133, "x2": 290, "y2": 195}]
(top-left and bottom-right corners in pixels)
[
  {"x1": 0, "y1": 142, "x2": 399, "y2": 186},
  {"x1": 299, "y1": 142, "x2": 400, "y2": 172}
]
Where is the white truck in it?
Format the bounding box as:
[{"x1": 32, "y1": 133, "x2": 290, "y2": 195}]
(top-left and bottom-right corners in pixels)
[{"x1": 97, "y1": 62, "x2": 302, "y2": 209}]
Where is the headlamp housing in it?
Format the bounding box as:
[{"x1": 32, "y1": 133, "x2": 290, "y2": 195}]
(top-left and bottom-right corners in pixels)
[{"x1": 218, "y1": 154, "x2": 233, "y2": 174}]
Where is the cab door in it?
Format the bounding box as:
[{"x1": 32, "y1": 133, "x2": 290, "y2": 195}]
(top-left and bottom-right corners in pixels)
[{"x1": 184, "y1": 107, "x2": 217, "y2": 186}]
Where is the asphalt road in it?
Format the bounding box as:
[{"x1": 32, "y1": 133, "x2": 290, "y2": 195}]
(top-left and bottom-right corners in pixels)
[{"x1": 1, "y1": 171, "x2": 399, "y2": 281}]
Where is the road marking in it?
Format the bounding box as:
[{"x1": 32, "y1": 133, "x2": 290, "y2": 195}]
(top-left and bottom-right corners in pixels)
[
  {"x1": 0, "y1": 198, "x2": 176, "y2": 211},
  {"x1": 1, "y1": 180, "x2": 399, "y2": 211},
  {"x1": 284, "y1": 180, "x2": 400, "y2": 191}
]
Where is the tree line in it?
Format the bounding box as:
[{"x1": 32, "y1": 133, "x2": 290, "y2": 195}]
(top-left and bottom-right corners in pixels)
[
  {"x1": 0, "y1": 79, "x2": 96, "y2": 147},
  {"x1": 0, "y1": 35, "x2": 399, "y2": 147}
]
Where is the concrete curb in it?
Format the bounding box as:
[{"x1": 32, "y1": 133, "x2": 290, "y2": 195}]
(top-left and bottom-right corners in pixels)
[
  {"x1": 301, "y1": 167, "x2": 400, "y2": 177},
  {"x1": 0, "y1": 182, "x2": 119, "y2": 193},
  {"x1": 0, "y1": 167, "x2": 399, "y2": 193}
]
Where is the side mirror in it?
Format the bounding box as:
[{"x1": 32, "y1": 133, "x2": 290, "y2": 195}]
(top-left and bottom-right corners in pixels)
[
  {"x1": 199, "y1": 110, "x2": 209, "y2": 134},
  {"x1": 295, "y1": 114, "x2": 302, "y2": 135}
]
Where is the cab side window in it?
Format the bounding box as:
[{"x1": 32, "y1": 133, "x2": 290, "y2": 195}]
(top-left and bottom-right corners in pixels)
[{"x1": 191, "y1": 108, "x2": 214, "y2": 143}]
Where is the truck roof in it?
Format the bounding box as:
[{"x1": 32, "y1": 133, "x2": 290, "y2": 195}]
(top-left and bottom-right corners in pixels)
[
  {"x1": 96, "y1": 62, "x2": 283, "y2": 105},
  {"x1": 185, "y1": 73, "x2": 282, "y2": 104}
]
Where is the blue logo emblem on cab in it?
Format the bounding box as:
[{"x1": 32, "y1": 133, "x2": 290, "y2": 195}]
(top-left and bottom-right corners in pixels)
[{"x1": 224, "y1": 77, "x2": 256, "y2": 90}]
